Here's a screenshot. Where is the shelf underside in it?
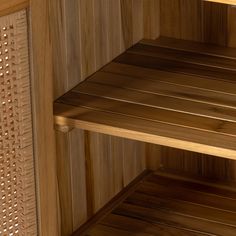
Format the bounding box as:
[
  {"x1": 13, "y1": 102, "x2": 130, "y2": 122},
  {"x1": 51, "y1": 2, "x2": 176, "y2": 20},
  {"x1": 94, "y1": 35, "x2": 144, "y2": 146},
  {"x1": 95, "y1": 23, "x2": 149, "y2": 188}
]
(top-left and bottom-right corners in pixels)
[
  {"x1": 78, "y1": 172, "x2": 236, "y2": 236},
  {"x1": 54, "y1": 37, "x2": 236, "y2": 160}
]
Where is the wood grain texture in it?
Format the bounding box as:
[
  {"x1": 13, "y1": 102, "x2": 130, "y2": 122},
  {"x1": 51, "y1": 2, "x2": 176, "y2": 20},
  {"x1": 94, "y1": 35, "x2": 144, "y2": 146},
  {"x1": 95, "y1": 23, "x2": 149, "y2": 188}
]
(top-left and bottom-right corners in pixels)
[
  {"x1": 56, "y1": 129, "x2": 88, "y2": 235},
  {"x1": 160, "y1": 1, "x2": 236, "y2": 46},
  {"x1": 0, "y1": 0, "x2": 28, "y2": 16},
  {"x1": 83, "y1": 172, "x2": 236, "y2": 236},
  {"x1": 30, "y1": 0, "x2": 60, "y2": 235},
  {"x1": 203, "y1": 2, "x2": 228, "y2": 45},
  {"x1": 56, "y1": 129, "x2": 146, "y2": 235},
  {"x1": 143, "y1": 0, "x2": 160, "y2": 39},
  {"x1": 56, "y1": 131, "x2": 73, "y2": 236},
  {"x1": 160, "y1": 0, "x2": 203, "y2": 41},
  {"x1": 156, "y1": 1, "x2": 236, "y2": 182},
  {"x1": 52, "y1": 2, "x2": 236, "y2": 235},
  {"x1": 53, "y1": 0, "x2": 148, "y2": 100},
  {"x1": 228, "y1": 6, "x2": 236, "y2": 47},
  {"x1": 51, "y1": 0, "x2": 82, "y2": 99},
  {"x1": 54, "y1": 38, "x2": 236, "y2": 160},
  {"x1": 53, "y1": 2, "x2": 150, "y2": 233},
  {"x1": 206, "y1": 0, "x2": 236, "y2": 4},
  {"x1": 84, "y1": 132, "x2": 146, "y2": 213}
]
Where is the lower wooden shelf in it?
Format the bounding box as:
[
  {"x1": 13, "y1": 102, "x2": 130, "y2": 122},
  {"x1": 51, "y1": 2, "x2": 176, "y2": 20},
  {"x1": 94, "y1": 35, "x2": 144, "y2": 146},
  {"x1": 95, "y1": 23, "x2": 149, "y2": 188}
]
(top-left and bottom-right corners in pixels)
[
  {"x1": 54, "y1": 37, "x2": 236, "y2": 159},
  {"x1": 74, "y1": 172, "x2": 236, "y2": 236}
]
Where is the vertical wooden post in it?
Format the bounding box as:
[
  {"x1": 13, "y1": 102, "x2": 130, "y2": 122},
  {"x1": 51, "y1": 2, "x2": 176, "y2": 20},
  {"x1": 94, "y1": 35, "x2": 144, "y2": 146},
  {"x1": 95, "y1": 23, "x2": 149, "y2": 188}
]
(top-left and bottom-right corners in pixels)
[{"x1": 30, "y1": 0, "x2": 60, "y2": 235}]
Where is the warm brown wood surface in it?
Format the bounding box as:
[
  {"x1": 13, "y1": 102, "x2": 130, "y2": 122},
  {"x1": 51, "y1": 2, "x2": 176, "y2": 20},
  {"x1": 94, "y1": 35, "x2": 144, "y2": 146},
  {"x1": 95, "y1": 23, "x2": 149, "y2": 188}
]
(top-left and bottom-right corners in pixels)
[
  {"x1": 160, "y1": 0, "x2": 236, "y2": 46},
  {"x1": 0, "y1": 0, "x2": 28, "y2": 16},
  {"x1": 54, "y1": 37, "x2": 236, "y2": 160},
  {"x1": 51, "y1": 1, "x2": 236, "y2": 235},
  {"x1": 30, "y1": 0, "x2": 60, "y2": 235},
  {"x1": 79, "y1": 172, "x2": 236, "y2": 236},
  {"x1": 52, "y1": 0, "x2": 158, "y2": 100},
  {"x1": 152, "y1": 1, "x2": 236, "y2": 181},
  {"x1": 206, "y1": 0, "x2": 236, "y2": 4},
  {"x1": 52, "y1": 1, "x2": 159, "y2": 234}
]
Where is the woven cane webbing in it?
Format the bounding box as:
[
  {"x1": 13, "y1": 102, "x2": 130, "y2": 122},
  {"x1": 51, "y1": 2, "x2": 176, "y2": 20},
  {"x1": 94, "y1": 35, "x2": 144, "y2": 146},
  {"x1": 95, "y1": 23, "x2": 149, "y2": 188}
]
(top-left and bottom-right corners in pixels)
[{"x1": 0, "y1": 10, "x2": 37, "y2": 236}]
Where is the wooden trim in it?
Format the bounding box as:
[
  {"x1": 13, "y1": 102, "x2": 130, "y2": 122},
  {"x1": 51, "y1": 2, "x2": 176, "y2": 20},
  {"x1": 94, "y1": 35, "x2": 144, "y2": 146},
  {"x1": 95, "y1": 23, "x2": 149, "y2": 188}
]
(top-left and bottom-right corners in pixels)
[
  {"x1": 30, "y1": 0, "x2": 60, "y2": 235},
  {"x1": 0, "y1": 0, "x2": 29, "y2": 17},
  {"x1": 205, "y1": 0, "x2": 236, "y2": 5},
  {"x1": 72, "y1": 170, "x2": 151, "y2": 236}
]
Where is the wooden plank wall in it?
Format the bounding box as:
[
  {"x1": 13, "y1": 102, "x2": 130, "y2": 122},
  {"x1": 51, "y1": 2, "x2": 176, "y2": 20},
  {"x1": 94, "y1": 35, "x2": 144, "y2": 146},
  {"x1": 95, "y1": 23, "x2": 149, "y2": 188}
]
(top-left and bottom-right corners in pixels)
[
  {"x1": 147, "y1": 0, "x2": 236, "y2": 182},
  {"x1": 52, "y1": 1, "x2": 160, "y2": 235}
]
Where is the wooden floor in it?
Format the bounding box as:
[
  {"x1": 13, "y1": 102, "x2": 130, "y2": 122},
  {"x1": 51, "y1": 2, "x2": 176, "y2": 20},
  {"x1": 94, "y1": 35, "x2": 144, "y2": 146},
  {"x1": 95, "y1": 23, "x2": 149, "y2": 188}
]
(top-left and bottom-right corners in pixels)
[
  {"x1": 54, "y1": 37, "x2": 236, "y2": 159},
  {"x1": 77, "y1": 172, "x2": 236, "y2": 236}
]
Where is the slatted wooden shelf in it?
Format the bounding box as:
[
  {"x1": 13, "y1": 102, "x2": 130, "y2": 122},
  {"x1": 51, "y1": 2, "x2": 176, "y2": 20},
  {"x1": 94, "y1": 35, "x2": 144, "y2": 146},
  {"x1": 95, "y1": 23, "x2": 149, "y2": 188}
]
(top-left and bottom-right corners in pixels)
[
  {"x1": 54, "y1": 37, "x2": 236, "y2": 160},
  {"x1": 76, "y1": 172, "x2": 236, "y2": 236}
]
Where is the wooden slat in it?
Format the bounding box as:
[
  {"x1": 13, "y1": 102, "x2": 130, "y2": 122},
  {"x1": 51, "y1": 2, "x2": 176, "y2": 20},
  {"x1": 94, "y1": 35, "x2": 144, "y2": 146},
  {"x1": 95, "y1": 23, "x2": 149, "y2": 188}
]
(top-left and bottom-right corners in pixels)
[
  {"x1": 101, "y1": 214, "x2": 208, "y2": 236},
  {"x1": 131, "y1": 43, "x2": 236, "y2": 70},
  {"x1": 86, "y1": 224, "x2": 152, "y2": 236},
  {"x1": 126, "y1": 191, "x2": 236, "y2": 226},
  {"x1": 115, "y1": 51, "x2": 236, "y2": 82},
  {"x1": 148, "y1": 173, "x2": 236, "y2": 198},
  {"x1": 142, "y1": 37, "x2": 236, "y2": 59},
  {"x1": 89, "y1": 71, "x2": 236, "y2": 108},
  {"x1": 102, "y1": 62, "x2": 236, "y2": 95},
  {"x1": 114, "y1": 202, "x2": 236, "y2": 236},
  {"x1": 73, "y1": 82, "x2": 236, "y2": 122},
  {"x1": 83, "y1": 173, "x2": 236, "y2": 236},
  {"x1": 138, "y1": 181, "x2": 236, "y2": 212},
  {"x1": 54, "y1": 103, "x2": 236, "y2": 159},
  {"x1": 59, "y1": 92, "x2": 236, "y2": 137}
]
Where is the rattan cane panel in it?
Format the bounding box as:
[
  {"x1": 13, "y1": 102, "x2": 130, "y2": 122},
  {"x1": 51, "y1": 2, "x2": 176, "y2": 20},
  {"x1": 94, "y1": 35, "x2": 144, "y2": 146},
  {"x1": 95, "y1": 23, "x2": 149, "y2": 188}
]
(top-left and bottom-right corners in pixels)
[{"x1": 0, "y1": 10, "x2": 37, "y2": 236}]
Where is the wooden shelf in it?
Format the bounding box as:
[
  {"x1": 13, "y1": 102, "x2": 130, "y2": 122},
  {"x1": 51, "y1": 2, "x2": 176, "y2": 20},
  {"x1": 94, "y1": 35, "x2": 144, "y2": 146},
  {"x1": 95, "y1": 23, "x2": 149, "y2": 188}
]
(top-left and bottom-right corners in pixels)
[
  {"x1": 54, "y1": 37, "x2": 236, "y2": 160},
  {"x1": 75, "y1": 172, "x2": 236, "y2": 236}
]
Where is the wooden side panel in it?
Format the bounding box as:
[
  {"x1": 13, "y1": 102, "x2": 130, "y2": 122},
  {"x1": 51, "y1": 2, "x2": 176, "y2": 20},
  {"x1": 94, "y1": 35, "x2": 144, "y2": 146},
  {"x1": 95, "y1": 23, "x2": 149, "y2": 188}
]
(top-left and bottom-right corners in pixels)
[
  {"x1": 56, "y1": 131, "x2": 73, "y2": 236},
  {"x1": 53, "y1": 0, "x2": 147, "y2": 100},
  {"x1": 70, "y1": 130, "x2": 88, "y2": 230},
  {"x1": 123, "y1": 140, "x2": 146, "y2": 186},
  {"x1": 56, "y1": 130, "x2": 146, "y2": 235},
  {"x1": 89, "y1": 133, "x2": 122, "y2": 212},
  {"x1": 87, "y1": 133, "x2": 146, "y2": 214},
  {"x1": 52, "y1": 2, "x2": 150, "y2": 234},
  {"x1": 31, "y1": 0, "x2": 60, "y2": 236}
]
